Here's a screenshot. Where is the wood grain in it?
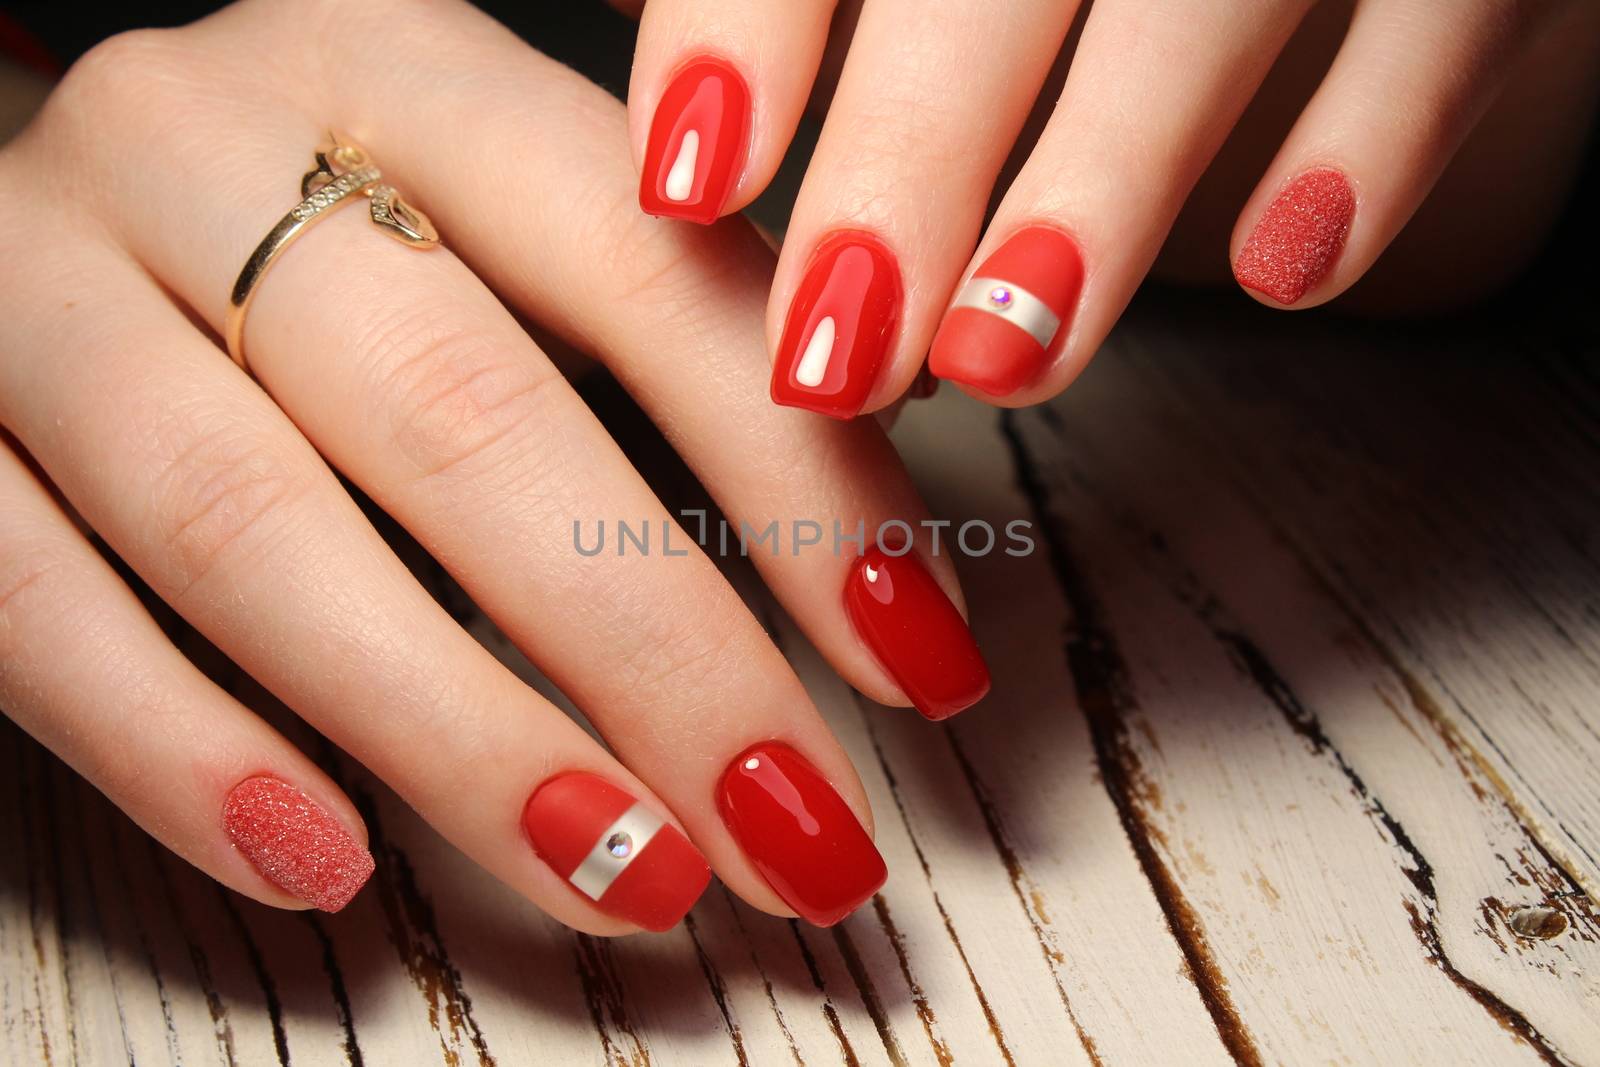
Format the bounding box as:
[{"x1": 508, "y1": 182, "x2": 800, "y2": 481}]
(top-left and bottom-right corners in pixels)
[{"x1": 4, "y1": 292, "x2": 1596, "y2": 1065}]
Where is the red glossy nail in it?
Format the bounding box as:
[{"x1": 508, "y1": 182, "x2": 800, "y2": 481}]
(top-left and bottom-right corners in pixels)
[
  {"x1": 223, "y1": 776, "x2": 374, "y2": 913},
  {"x1": 930, "y1": 225, "x2": 1083, "y2": 397},
  {"x1": 771, "y1": 231, "x2": 902, "y2": 419},
  {"x1": 1233, "y1": 167, "x2": 1355, "y2": 305},
  {"x1": 844, "y1": 546, "x2": 990, "y2": 720},
  {"x1": 523, "y1": 772, "x2": 710, "y2": 932},
  {"x1": 718, "y1": 742, "x2": 886, "y2": 927},
  {"x1": 640, "y1": 57, "x2": 751, "y2": 224}
]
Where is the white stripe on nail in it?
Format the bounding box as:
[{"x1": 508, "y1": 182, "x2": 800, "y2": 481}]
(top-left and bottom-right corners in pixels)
[
  {"x1": 569, "y1": 802, "x2": 664, "y2": 901},
  {"x1": 794, "y1": 315, "x2": 837, "y2": 388},
  {"x1": 952, "y1": 276, "x2": 1062, "y2": 349},
  {"x1": 664, "y1": 130, "x2": 699, "y2": 202}
]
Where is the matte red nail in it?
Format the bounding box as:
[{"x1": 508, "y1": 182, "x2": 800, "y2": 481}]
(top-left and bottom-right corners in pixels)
[
  {"x1": 771, "y1": 231, "x2": 902, "y2": 419},
  {"x1": 640, "y1": 57, "x2": 751, "y2": 224},
  {"x1": 717, "y1": 742, "x2": 886, "y2": 927},
  {"x1": 222, "y1": 776, "x2": 375, "y2": 912},
  {"x1": 844, "y1": 546, "x2": 990, "y2": 720},
  {"x1": 1233, "y1": 167, "x2": 1355, "y2": 305},
  {"x1": 929, "y1": 225, "x2": 1083, "y2": 397},
  {"x1": 523, "y1": 772, "x2": 710, "y2": 932}
]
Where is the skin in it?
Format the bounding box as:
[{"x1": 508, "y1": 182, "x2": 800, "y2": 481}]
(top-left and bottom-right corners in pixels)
[
  {"x1": 626, "y1": 0, "x2": 1600, "y2": 409},
  {"x1": 2, "y1": 0, "x2": 1595, "y2": 934},
  {"x1": 0, "y1": 0, "x2": 973, "y2": 933}
]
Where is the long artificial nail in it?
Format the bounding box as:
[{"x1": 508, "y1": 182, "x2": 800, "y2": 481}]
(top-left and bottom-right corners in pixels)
[
  {"x1": 929, "y1": 225, "x2": 1083, "y2": 397},
  {"x1": 639, "y1": 57, "x2": 751, "y2": 224},
  {"x1": 844, "y1": 545, "x2": 990, "y2": 720},
  {"x1": 1233, "y1": 167, "x2": 1355, "y2": 305},
  {"x1": 717, "y1": 742, "x2": 886, "y2": 926},
  {"x1": 523, "y1": 772, "x2": 710, "y2": 932},
  {"x1": 222, "y1": 776, "x2": 375, "y2": 912},
  {"x1": 771, "y1": 231, "x2": 902, "y2": 418}
]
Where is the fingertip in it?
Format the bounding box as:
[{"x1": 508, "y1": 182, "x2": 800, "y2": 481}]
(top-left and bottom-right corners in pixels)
[
  {"x1": 221, "y1": 775, "x2": 377, "y2": 913},
  {"x1": 638, "y1": 56, "x2": 752, "y2": 224},
  {"x1": 1231, "y1": 167, "x2": 1357, "y2": 308},
  {"x1": 928, "y1": 224, "x2": 1085, "y2": 403},
  {"x1": 631, "y1": 2, "x2": 837, "y2": 223}
]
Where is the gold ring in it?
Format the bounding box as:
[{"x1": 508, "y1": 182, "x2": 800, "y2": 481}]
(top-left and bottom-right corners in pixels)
[{"x1": 224, "y1": 132, "x2": 439, "y2": 373}]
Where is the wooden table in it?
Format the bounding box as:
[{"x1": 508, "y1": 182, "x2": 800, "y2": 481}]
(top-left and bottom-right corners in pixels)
[{"x1": 5, "y1": 289, "x2": 1597, "y2": 1066}]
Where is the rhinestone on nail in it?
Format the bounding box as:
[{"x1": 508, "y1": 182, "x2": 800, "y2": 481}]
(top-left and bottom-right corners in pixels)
[
  {"x1": 987, "y1": 286, "x2": 1014, "y2": 310},
  {"x1": 606, "y1": 832, "x2": 633, "y2": 858}
]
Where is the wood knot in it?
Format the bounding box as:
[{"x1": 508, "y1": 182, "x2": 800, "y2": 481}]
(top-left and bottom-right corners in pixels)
[{"x1": 1506, "y1": 905, "x2": 1568, "y2": 941}]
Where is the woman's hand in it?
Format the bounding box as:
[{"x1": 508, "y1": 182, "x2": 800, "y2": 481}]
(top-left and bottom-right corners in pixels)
[
  {"x1": 626, "y1": 0, "x2": 1600, "y2": 412},
  {"x1": 0, "y1": 0, "x2": 990, "y2": 933}
]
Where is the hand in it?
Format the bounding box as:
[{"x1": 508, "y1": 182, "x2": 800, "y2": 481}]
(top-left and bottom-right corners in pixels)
[
  {"x1": 626, "y1": 0, "x2": 1600, "y2": 411},
  {"x1": 0, "y1": 0, "x2": 990, "y2": 933}
]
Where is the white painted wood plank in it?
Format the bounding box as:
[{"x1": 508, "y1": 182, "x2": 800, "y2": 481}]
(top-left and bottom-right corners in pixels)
[
  {"x1": 1007, "y1": 430, "x2": 1549, "y2": 1064},
  {"x1": 3, "y1": 300, "x2": 1596, "y2": 1066},
  {"x1": 990, "y1": 308, "x2": 1599, "y2": 1063},
  {"x1": 887, "y1": 399, "x2": 1240, "y2": 1067},
  {"x1": 330, "y1": 766, "x2": 608, "y2": 1067},
  {"x1": 2, "y1": 744, "x2": 74, "y2": 1067},
  {"x1": 1124, "y1": 307, "x2": 1600, "y2": 901}
]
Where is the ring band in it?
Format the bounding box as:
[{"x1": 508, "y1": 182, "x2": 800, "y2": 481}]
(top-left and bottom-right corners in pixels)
[{"x1": 224, "y1": 132, "x2": 438, "y2": 373}]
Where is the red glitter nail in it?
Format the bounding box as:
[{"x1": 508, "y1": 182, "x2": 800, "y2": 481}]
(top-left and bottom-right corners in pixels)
[
  {"x1": 1233, "y1": 168, "x2": 1355, "y2": 306},
  {"x1": 223, "y1": 776, "x2": 374, "y2": 912}
]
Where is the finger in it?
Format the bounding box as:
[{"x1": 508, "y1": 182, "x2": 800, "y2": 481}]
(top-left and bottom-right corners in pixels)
[
  {"x1": 0, "y1": 202, "x2": 705, "y2": 935},
  {"x1": 1230, "y1": 0, "x2": 1578, "y2": 308},
  {"x1": 323, "y1": 3, "x2": 988, "y2": 722},
  {"x1": 296, "y1": 2, "x2": 979, "y2": 716},
  {"x1": 631, "y1": 0, "x2": 837, "y2": 222},
  {"x1": 929, "y1": 0, "x2": 1315, "y2": 404},
  {"x1": 766, "y1": 0, "x2": 1075, "y2": 417},
  {"x1": 0, "y1": 435, "x2": 374, "y2": 912},
  {"x1": 63, "y1": 11, "x2": 890, "y2": 924}
]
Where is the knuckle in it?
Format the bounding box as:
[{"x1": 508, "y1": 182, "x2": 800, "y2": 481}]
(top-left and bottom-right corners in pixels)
[
  {"x1": 0, "y1": 544, "x2": 72, "y2": 661},
  {"x1": 606, "y1": 594, "x2": 748, "y2": 704},
  {"x1": 48, "y1": 28, "x2": 186, "y2": 128},
  {"x1": 146, "y1": 410, "x2": 312, "y2": 598},
  {"x1": 833, "y1": 90, "x2": 971, "y2": 175},
  {"x1": 360, "y1": 306, "x2": 566, "y2": 484},
  {"x1": 589, "y1": 187, "x2": 740, "y2": 320}
]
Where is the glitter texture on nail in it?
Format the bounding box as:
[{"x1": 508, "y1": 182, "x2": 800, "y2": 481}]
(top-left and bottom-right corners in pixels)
[
  {"x1": 222, "y1": 776, "x2": 374, "y2": 912},
  {"x1": 1233, "y1": 168, "x2": 1355, "y2": 306}
]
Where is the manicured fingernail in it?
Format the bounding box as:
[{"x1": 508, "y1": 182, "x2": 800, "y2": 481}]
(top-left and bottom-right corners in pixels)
[
  {"x1": 523, "y1": 772, "x2": 709, "y2": 932},
  {"x1": 771, "y1": 231, "x2": 902, "y2": 419},
  {"x1": 929, "y1": 225, "x2": 1083, "y2": 397},
  {"x1": 718, "y1": 742, "x2": 886, "y2": 927},
  {"x1": 639, "y1": 57, "x2": 751, "y2": 224},
  {"x1": 844, "y1": 546, "x2": 990, "y2": 720},
  {"x1": 1233, "y1": 167, "x2": 1355, "y2": 305},
  {"x1": 222, "y1": 776, "x2": 375, "y2": 912}
]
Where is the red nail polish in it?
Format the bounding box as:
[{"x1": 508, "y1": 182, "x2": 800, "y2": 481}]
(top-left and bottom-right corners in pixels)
[
  {"x1": 523, "y1": 773, "x2": 710, "y2": 932},
  {"x1": 1233, "y1": 168, "x2": 1355, "y2": 306},
  {"x1": 222, "y1": 776, "x2": 375, "y2": 912},
  {"x1": 717, "y1": 742, "x2": 886, "y2": 927},
  {"x1": 844, "y1": 546, "x2": 990, "y2": 720},
  {"x1": 640, "y1": 57, "x2": 751, "y2": 224},
  {"x1": 929, "y1": 225, "x2": 1083, "y2": 397},
  {"x1": 771, "y1": 231, "x2": 902, "y2": 419}
]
